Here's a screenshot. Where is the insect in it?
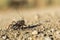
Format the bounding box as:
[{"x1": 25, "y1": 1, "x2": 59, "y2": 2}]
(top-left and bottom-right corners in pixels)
[
  {"x1": 8, "y1": 19, "x2": 41, "y2": 30},
  {"x1": 8, "y1": 20, "x2": 26, "y2": 30}
]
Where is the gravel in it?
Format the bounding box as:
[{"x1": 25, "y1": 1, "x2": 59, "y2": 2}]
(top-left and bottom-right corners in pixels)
[{"x1": 0, "y1": 17, "x2": 60, "y2": 40}]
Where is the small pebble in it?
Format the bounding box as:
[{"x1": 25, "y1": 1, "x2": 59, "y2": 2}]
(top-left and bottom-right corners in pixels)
[
  {"x1": 32, "y1": 30, "x2": 38, "y2": 35},
  {"x1": 44, "y1": 37, "x2": 51, "y2": 40},
  {"x1": 2, "y1": 35, "x2": 6, "y2": 39},
  {"x1": 28, "y1": 37, "x2": 32, "y2": 40}
]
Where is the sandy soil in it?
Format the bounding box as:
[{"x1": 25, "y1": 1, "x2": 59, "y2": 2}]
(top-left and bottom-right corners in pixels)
[
  {"x1": 0, "y1": 7, "x2": 60, "y2": 30},
  {"x1": 0, "y1": 7, "x2": 60, "y2": 40}
]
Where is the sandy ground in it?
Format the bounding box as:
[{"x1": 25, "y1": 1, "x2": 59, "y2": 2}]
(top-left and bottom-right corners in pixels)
[
  {"x1": 0, "y1": 7, "x2": 60, "y2": 40},
  {"x1": 0, "y1": 7, "x2": 60, "y2": 30}
]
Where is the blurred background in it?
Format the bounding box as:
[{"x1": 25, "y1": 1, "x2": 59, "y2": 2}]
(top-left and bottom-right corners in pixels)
[
  {"x1": 0, "y1": 0, "x2": 60, "y2": 10},
  {"x1": 0, "y1": 0, "x2": 60, "y2": 29}
]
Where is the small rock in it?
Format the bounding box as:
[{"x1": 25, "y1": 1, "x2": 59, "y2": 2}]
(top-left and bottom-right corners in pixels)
[
  {"x1": 32, "y1": 30, "x2": 38, "y2": 35},
  {"x1": 2, "y1": 35, "x2": 6, "y2": 39},
  {"x1": 55, "y1": 31, "x2": 60, "y2": 38},
  {"x1": 28, "y1": 37, "x2": 32, "y2": 40},
  {"x1": 6, "y1": 39, "x2": 10, "y2": 40},
  {"x1": 44, "y1": 37, "x2": 51, "y2": 40},
  {"x1": 1, "y1": 34, "x2": 9, "y2": 40}
]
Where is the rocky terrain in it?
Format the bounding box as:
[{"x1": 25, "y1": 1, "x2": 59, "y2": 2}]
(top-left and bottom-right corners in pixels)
[{"x1": 0, "y1": 7, "x2": 60, "y2": 40}]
